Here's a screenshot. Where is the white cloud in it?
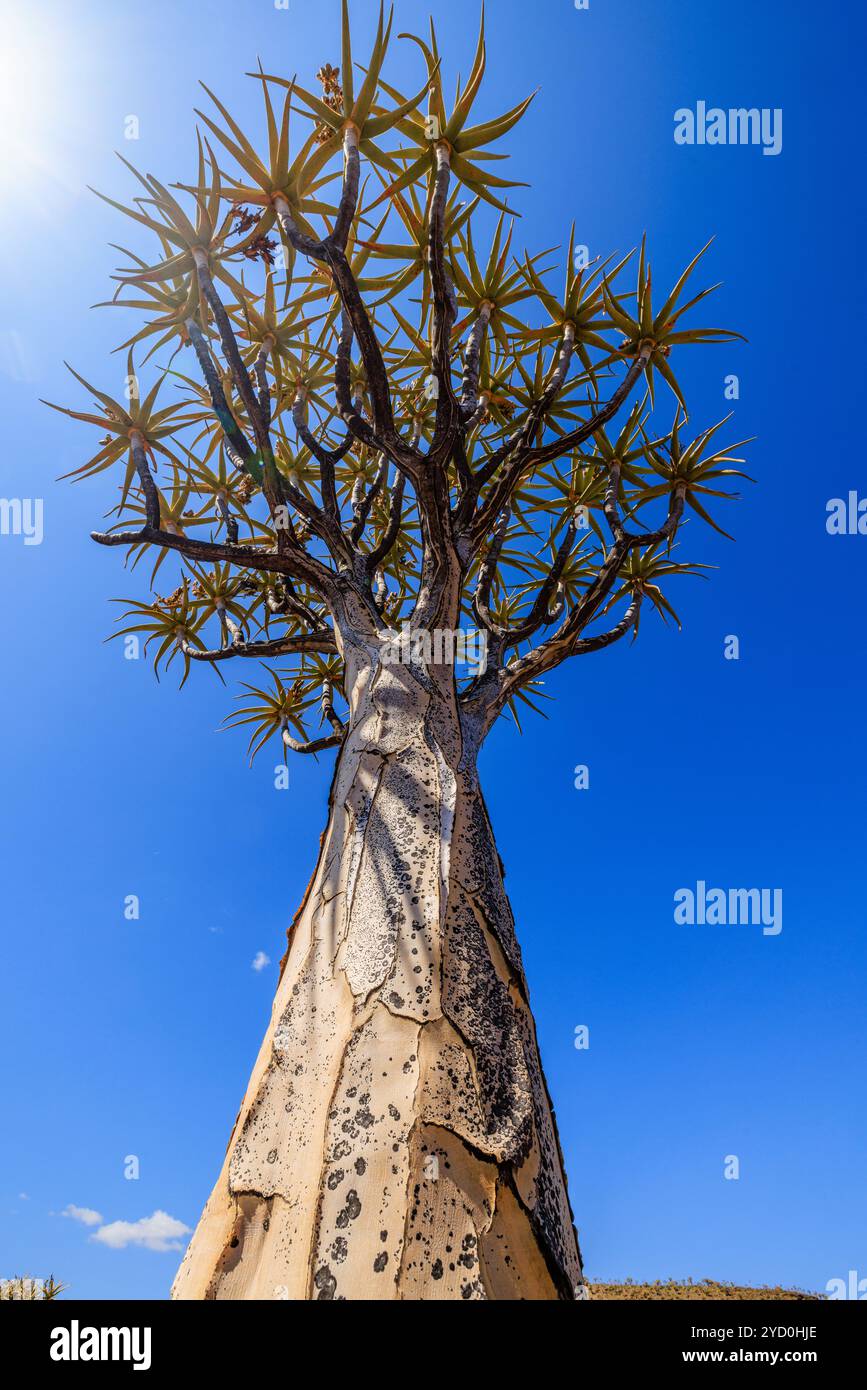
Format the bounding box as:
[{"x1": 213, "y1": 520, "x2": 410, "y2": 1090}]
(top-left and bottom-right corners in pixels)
[
  {"x1": 91, "y1": 1210, "x2": 191, "y2": 1253},
  {"x1": 18, "y1": 1192, "x2": 29, "y2": 1201},
  {"x1": 251, "y1": 951, "x2": 271, "y2": 972},
  {"x1": 63, "y1": 1204, "x2": 103, "y2": 1227}
]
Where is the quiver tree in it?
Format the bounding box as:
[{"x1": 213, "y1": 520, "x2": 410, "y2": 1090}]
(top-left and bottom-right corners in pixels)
[{"x1": 52, "y1": 2, "x2": 748, "y2": 1301}]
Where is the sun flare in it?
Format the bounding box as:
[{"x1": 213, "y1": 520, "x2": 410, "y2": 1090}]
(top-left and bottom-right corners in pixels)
[{"x1": 0, "y1": 3, "x2": 70, "y2": 199}]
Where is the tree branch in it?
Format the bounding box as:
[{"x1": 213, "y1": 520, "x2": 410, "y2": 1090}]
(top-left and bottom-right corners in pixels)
[
  {"x1": 128, "y1": 429, "x2": 160, "y2": 529},
  {"x1": 182, "y1": 630, "x2": 337, "y2": 663},
  {"x1": 366, "y1": 467, "x2": 405, "y2": 573},
  {"x1": 500, "y1": 516, "x2": 579, "y2": 649},
  {"x1": 470, "y1": 588, "x2": 643, "y2": 732},
  {"x1": 185, "y1": 317, "x2": 256, "y2": 476},
  {"x1": 460, "y1": 303, "x2": 491, "y2": 416},
  {"x1": 427, "y1": 143, "x2": 461, "y2": 462},
  {"x1": 465, "y1": 342, "x2": 649, "y2": 547},
  {"x1": 282, "y1": 727, "x2": 343, "y2": 756},
  {"x1": 91, "y1": 524, "x2": 337, "y2": 596}
]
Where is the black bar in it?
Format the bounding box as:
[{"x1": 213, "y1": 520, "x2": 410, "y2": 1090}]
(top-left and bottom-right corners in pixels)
[{"x1": 2, "y1": 1296, "x2": 861, "y2": 1376}]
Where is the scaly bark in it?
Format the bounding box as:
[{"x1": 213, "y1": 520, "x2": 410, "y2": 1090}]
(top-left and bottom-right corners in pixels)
[{"x1": 172, "y1": 646, "x2": 583, "y2": 1300}]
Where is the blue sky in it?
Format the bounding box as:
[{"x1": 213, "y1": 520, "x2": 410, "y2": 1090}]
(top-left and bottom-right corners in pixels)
[{"x1": 1, "y1": 0, "x2": 865, "y2": 1299}]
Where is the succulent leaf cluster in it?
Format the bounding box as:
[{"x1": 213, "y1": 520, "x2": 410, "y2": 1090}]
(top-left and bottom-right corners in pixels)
[{"x1": 49, "y1": 1, "x2": 749, "y2": 760}]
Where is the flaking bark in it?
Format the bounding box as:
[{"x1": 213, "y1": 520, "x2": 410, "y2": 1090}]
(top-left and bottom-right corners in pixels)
[{"x1": 173, "y1": 646, "x2": 583, "y2": 1301}]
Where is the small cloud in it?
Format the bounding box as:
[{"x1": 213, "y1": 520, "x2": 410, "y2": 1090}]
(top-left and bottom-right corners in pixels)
[
  {"x1": 91, "y1": 1210, "x2": 191, "y2": 1253},
  {"x1": 251, "y1": 951, "x2": 271, "y2": 972},
  {"x1": 63, "y1": 1204, "x2": 103, "y2": 1227},
  {"x1": 18, "y1": 1192, "x2": 29, "y2": 1201}
]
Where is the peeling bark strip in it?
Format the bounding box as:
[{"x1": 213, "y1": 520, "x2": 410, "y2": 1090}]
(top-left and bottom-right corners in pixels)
[{"x1": 173, "y1": 657, "x2": 583, "y2": 1301}]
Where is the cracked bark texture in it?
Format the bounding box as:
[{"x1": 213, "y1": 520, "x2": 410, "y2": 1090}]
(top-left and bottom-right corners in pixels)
[{"x1": 172, "y1": 644, "x2": 583, "y2": 1301}]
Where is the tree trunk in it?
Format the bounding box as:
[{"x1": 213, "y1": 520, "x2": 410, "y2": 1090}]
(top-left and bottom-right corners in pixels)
[{"x1": 172, "y1": 652, "x2": 583, "y2": 1300}]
